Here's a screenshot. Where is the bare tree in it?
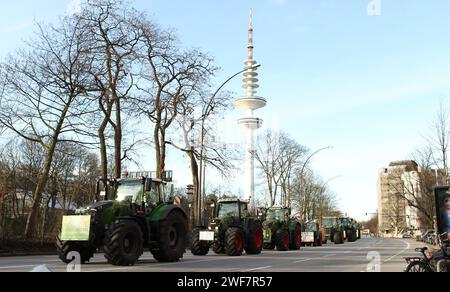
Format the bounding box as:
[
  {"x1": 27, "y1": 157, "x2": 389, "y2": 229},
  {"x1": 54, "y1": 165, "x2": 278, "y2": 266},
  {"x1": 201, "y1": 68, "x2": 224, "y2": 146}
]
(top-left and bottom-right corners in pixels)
[
  {"x1": 277, "y1": 135, "x2": 308, "y2": 208},
  {"x1": 255, "y1": 130, "x2": 283, "y2": 206},
  {"x1": 133, "y1": 19, "x2": 217, "y2": 179},
  {"x1": 291, "y1": 170, "x2": 339, "y2": 222},
  {"x1": 255, "y1": 130, "x2": 307, "y2": 208},
  {"x1": 0, "y1": 17, "x2": 95, "y2": 238},
  {"x1": 166, "y1": 89, "x2": 235, "y2": 225},
  {"x1": 76, "y1": 0, "x2": 145, "y2": 181},
  {"x1": 425, "y1": 101, "x2": 450, "y2": 180}
]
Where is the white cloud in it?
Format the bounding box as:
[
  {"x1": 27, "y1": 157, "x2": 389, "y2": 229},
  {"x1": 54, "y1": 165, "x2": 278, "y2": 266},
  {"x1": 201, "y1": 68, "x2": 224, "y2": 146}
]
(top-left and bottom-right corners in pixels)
[{"x1": 66, "y1": 0, "x2": 82, "y2": 16}]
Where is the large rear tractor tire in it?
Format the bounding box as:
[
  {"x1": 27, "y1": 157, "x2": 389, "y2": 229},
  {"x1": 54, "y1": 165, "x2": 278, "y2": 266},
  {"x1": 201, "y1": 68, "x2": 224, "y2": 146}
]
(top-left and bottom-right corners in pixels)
[
  {"x1": 314, "y1": 232, "x2": 323, "y2": 247},
  {"x1": 290, "y1": 225, "x2": 302, "y2": 250},
  {"x1": 225, "y1": 228, "x2": 245, "y2": 256},
  {"x1": 104, "y1": 221, "x2": 144, "y2": 266},
  {"x1": 191, "y1": 228, "x2": 209, "y2": 256},
  {"x1": 318, "y1": 233, "x2": 324, "y2": 246},
  {"x1": 334, "y1": 231, "x2": 344, "y2": 245},
  {"x1": 275, "y1": 229, "x2": 290, "y2": 251},
  {"x1": 347, "y1": 231, "x2": 356, "y2": 242},
  {"x1": 56, "y1": 236, "x2": 95, "y2": 264},
  {"x1": 245, "y1": 221, "x2": 263, "y2": 255},
  {"x1": 151, "y1": 211, "x2": 187, "y2": 262}
]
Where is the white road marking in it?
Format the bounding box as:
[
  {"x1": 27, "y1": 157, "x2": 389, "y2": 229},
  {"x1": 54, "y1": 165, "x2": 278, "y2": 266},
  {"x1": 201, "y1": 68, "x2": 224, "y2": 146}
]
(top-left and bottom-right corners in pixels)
[
  {"x1": 322, "y1": 254, "x2": 336, "y2": 258},
  {"x1": 242, "y1": 266, "x2": 272, "y2": 272},
  {"x1": 84, "y1": 257, "x2": 233, "y2": 273},
  {"x1": 0, "y1": 264, "x2": 41, "y2": 270},
  {"x1": 383, "y1": 240, "x2": 411, "y2": 264},
  {"x1": 293, "y1": 258, "x2": 314, "y2": 263}
]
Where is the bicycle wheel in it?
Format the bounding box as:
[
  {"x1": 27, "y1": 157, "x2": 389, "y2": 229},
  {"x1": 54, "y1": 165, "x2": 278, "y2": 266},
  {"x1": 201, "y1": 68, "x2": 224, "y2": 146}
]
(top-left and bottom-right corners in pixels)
[{"x1": 405, "y1": 261, "x2": 433, "y2": 273}]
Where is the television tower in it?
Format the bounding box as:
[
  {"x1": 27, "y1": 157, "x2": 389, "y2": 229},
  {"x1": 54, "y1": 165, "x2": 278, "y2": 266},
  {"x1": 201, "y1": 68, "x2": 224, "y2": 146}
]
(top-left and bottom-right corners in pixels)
[{"x1": 235, "y1": 9, "x2": 267, "y2": 203}]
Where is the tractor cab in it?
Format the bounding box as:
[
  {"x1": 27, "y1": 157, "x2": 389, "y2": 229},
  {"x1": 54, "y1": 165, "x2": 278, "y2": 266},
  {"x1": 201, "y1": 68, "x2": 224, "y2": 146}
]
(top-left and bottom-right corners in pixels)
[
  {"x1": 339, "y1": 217, "x2": 352, "y2": 227},
  {"x1": 305, "y1": 221, "x2": 319, "y2": 232},
  {"x1": 322, "y1": 217, "x2": 339, "y2": 228},
  {"x1": 113, "y1": 178, "x2": 146, "y2": 204},
  {"x1": 108, "y1": 172, "x2": 174, "y2": 211},
  {"x1": 215, "y1": 200, "x2": 249, "y2": 220},
  {"x1": 339, "y1": 217, "x2": 357, "y2": 242},
  {"x1": 266, "y1": 207, "x2": 290, "y2": 222}
]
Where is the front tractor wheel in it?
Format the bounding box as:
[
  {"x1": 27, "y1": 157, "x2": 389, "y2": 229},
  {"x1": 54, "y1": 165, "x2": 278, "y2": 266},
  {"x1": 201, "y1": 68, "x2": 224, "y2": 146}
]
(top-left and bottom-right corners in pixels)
[
  {"x1": 225, "y1": 228, "x2": 245, "y2": 256},
  {"x1": 245, "y1": 221, "x2": 263, "y2": 255},
  {"x1": 213, "y1": 241, "x2": 225, "y2": 254},
  {"x1": 152, "y1": 211, "x2": 187, "y2": 262},
  {"x1": 275, "y1": 229, "x2": 290, "y2": 251},
  {"x1": 104, "y1": 221, "x2": 144, "y2": 266},
  {"x1": 191, "y1": 228, "x2": 210, "y2": 256},
  {"x1": 56, "y1": 236, "x2": 95, "y2": 264}
]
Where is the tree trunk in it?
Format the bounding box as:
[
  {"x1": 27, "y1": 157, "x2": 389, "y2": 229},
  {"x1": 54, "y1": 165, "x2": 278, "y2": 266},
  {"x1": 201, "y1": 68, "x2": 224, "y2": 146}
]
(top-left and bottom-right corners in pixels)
[
  {"x1": 160, "y1": 129, "x2": 166, "y2": 178},
  {"x1": 98, "y1": 95, "x2": 113, "y2": 199},
  {"x1": 154, "y1": 122, "x2": 162, "y2": 179},
  {"x1": 24, "y1": 141, "x2": 58, "y2": 239},
  {"x1": 24, "y1": 102, "x2": 71, "y2": 239},
  {"x1": 114, "y1": 98, "x2": 122, "y2": 179},
  {"x1": 188, "y1": 149, "x2": 200, "y2": 226}
]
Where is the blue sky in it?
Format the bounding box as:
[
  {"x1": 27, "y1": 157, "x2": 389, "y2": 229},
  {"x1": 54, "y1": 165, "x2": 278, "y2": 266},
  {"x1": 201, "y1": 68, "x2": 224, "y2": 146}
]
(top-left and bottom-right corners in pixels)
[{"x1": 1, "y1": 0, "x2": 450, "y2": 221}]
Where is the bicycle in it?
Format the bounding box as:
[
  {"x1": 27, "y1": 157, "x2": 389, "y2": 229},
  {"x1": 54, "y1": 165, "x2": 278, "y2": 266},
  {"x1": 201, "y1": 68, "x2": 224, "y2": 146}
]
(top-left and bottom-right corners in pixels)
[{"x1": 404, "y1": 233, "x2": 449, "y2": 272}]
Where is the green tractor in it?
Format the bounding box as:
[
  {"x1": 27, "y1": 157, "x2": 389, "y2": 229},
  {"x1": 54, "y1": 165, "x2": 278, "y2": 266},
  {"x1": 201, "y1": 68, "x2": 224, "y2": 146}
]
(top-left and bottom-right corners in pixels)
[
  {"x1": 340, "y1": 217, "x2": 358, "y2": 242},
  {"x1": 322, "y1": 217, "x2": 345, "y2": 245},
  {"x1": 191, "y1": 199, "x2": 263, "y2": 257},
  {"x1": 56, "y1": 171, "x2": 188, "y2": 266},
  {"x1": 302, "y1": 221, "x2": 326, "y2": 247},
  {"x1": 261, "y1": 207, "x2": 302, "y2": 251}
]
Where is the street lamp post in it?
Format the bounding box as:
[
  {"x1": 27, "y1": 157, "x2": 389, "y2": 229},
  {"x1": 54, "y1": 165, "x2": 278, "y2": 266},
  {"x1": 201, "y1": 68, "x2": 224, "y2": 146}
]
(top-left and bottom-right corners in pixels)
[{"x1": 297, "y1": 146, "x2": 333, "y2": 210}]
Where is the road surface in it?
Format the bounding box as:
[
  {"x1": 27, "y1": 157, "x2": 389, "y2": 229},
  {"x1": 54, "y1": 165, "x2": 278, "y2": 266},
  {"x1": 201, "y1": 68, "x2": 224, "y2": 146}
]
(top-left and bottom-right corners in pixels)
[{"x1": 0, "y1": 237, "x2": 426, "y2": 272}]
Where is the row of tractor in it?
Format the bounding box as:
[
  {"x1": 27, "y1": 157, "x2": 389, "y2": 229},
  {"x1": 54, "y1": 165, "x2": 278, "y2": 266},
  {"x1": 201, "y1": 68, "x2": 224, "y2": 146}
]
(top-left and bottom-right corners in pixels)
[
  {"x1": 191, "y1": 201, "x2": 363, "y2": 257},
  {"x1": 55, "y1": 172, "x2": 362, "y2": 266}
]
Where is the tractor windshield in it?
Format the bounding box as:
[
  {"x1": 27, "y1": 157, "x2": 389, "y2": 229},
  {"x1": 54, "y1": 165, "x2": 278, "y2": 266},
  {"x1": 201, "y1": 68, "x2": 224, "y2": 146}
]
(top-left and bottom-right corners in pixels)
[
  {"x1": 115, "y1": 180, "x2": 144, "y2": 203},
  {"x1": 266, "y1": 209, "x2": 289, "y2": 221},
  {"x1": 322, "y1": 218, "x2": 337, "y2": 228},
  {"x1": 340, "y1": 218, "x2": 350, "y2": 226},
  {"x1": 217, "y1": 203, "x2": 239, "y2": 219},
  {"x1": 306, "y1": 222, "x2": 318, "y2": 232}
]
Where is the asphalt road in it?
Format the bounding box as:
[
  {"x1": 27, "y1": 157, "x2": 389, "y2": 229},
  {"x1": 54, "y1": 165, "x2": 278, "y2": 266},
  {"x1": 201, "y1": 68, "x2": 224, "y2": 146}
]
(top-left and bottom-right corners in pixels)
[{"x1": 0, "y1": 237, "x2": 426, "y2": 272}]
